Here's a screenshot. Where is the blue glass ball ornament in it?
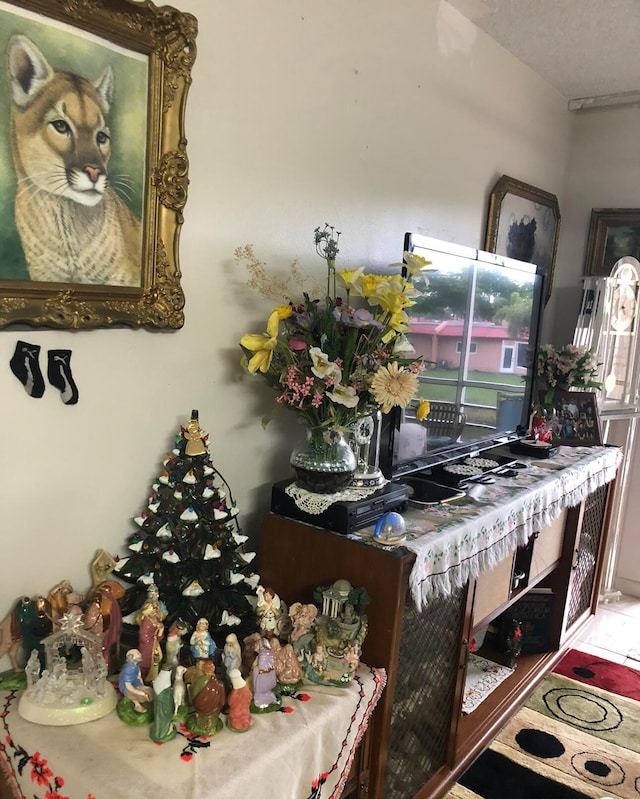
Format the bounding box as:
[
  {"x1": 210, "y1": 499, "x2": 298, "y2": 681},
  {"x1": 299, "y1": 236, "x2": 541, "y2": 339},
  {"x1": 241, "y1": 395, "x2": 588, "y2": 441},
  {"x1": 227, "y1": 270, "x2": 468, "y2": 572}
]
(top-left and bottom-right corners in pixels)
[{"x1": 373, "y1": 511, "x2": 406, "y2": 544}]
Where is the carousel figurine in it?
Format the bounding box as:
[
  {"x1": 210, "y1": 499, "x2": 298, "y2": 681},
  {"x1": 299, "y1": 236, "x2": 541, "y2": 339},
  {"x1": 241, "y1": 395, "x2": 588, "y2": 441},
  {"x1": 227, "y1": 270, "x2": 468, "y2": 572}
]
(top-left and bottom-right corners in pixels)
[
  {"x1": 304, "y1": 579, "x2": 369, "y2": 686},
  {"x1": 226, "y1": 668, "x2": 253, "y2": 732}
]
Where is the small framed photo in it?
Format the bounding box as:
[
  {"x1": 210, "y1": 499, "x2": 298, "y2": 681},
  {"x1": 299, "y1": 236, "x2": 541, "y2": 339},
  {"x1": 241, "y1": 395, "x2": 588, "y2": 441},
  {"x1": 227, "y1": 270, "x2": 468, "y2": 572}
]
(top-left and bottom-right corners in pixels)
[
  {"x1": 485, "y1": 174, "x2": 561, "y2": 306},
  {"x1": 540, "y1": 390, "x2": 602, "y2": 447},
  {"x1": 583, "y1": 208, "x2": 640, "y2": 277}
]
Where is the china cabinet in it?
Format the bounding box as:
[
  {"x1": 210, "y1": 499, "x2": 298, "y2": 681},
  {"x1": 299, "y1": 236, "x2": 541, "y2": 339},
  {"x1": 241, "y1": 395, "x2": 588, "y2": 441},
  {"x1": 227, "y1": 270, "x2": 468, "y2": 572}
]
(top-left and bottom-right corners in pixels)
[{"x1": 258, "y1": 468, "x2": 614, "y2": 799}]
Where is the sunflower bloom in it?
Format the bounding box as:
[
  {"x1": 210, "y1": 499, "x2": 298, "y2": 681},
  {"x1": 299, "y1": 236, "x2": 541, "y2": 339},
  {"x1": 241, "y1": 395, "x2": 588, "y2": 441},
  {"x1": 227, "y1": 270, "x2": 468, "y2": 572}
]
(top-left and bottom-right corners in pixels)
[
  {"x1": 240, "y1": 310, "x2": 280, "y2": 374},
  {"x1": 370, "y1": 362, "x2": 419, "y2": 413}
]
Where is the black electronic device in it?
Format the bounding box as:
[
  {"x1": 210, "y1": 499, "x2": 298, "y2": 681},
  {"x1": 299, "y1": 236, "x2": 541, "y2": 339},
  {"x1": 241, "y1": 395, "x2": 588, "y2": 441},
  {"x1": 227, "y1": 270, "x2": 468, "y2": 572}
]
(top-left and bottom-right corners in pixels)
[
  {"x1": 403, "y1": 477, "x2": 466, "y2": 506},
  {"x1": 270, "y1": 479, "x2": 409, "y2": 535},
  {"x1": 379, "y1": 233, "x2": 546, "y2": 480},
  {"x1": 509, "y1": 439, "x2": 557, "y2": 459}
]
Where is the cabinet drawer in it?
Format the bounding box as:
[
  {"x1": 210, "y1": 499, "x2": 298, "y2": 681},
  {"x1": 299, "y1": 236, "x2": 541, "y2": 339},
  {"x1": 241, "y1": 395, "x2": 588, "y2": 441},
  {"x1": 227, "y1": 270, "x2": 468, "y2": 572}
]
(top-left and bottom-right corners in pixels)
[
  {"x1": 530, "y1": 509, "x2": 567, "y2": 582},
  {"x1": 472, "y1": 552, "x2": 514, "y2": 627}
]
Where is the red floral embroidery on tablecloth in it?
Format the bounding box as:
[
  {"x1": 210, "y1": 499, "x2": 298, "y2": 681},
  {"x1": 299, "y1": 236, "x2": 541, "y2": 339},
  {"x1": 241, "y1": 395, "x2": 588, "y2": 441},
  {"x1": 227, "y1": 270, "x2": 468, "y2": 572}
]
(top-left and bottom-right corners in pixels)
[
  {"x1": 0, "y1": 691, "x2": 85, "y2": 799},
  {"x1": 307, "y1": 771, "x2": 328, "y2": 798}
]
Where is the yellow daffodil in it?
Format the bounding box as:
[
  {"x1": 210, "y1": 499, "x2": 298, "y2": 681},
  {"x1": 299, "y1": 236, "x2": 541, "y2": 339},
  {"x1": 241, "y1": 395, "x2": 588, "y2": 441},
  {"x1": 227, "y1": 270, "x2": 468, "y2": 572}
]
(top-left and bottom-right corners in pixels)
[
  {"x1": 359, "y1": 273, "x2": 386, "y2": 299},
  {"x1": 416, "y1": 399, "x2": 431, "y2": 421},
  {"x1": 362, "y1": 275, "x2": 417, "y2": 314},
  {"x1": 381, "y1": 311, "x2": 411, "y2": 341},
  {"x1": 336, "y1": 267, "x2": 365, "y2": 295},
  {"x1": 403, "y1": 252, "x2": 434, "y2": 277},
  {"x1": 240, "y1": 309, "x2": 280, "y2": 374},
  {"x1": 274, "y1": 304, "x2": 292, "y2": 320}
]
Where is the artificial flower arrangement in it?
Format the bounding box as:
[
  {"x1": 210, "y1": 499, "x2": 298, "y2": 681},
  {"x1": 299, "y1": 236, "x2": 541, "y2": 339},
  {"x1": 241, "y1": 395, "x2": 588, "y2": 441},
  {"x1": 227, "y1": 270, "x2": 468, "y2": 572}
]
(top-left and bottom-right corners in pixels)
[
  {"x1": 536, "y1": 343, "x2": 602, "y2": 402},
  {"x1": 530, "y1": 343, "x2": 602, "y2": 443},
  {"x1": 239, "y1": 224, "x2": 432, "y2": 433}
]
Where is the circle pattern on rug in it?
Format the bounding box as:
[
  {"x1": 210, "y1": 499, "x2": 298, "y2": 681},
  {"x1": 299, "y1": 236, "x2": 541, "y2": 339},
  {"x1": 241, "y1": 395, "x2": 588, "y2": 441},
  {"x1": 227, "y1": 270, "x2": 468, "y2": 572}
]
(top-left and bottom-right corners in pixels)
[
  {"x1": 515, "y1": 727, "x2": 565, "y2": 758},
  {"x1": 571, "y1": 751, "x2": 625, "y2": 787},
  {"x1": 542, "y1": 686, "x2": 623, "y2": 731},
  {"x1": 572, "y1": 666, "x2": 596, "y2": 680}
]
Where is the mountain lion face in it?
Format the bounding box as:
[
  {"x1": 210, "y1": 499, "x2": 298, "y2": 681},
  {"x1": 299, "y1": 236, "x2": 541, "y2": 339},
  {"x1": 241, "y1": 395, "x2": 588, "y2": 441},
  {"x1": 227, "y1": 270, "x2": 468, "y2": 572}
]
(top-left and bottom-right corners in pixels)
[
  {"x1": 7, "y1": 34, "x2": 114, "y2": 208},
  {"x1": 5, "y1": 35, "x2": 141, "y2": 286}
]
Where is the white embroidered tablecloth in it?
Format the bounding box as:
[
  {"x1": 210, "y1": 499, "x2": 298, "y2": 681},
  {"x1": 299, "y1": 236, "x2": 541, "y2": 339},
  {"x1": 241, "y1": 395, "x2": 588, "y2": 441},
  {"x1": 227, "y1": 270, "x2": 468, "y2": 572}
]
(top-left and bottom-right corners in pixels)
[
  {"x1": 0, "y1": 664, "x2": 385, "y2": 799},
  {"x1": 384, "y1": 445, "x2": 621, "y2": 610}
]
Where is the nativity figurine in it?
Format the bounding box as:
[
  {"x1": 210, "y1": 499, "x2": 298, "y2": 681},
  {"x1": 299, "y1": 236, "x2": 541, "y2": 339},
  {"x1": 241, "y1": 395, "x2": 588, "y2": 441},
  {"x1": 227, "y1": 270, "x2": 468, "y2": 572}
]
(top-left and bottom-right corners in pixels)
[
  {"x1": 226, "y1": 668, "x2": 253, "y2": 732},
  {"x1": 118, "y1": 648, "x2": 153, "y2": 718},
  {"x1": 190, "y1": 617, "x2": 217, "y2": 660}
]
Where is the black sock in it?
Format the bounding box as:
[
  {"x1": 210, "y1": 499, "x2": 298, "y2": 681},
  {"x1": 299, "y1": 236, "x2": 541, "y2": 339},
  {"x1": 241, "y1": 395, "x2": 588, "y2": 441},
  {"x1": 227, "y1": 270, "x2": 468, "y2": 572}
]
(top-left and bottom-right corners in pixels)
[
  {"x1": 10, "y1": 340, "x2": 45, "y2": 398},
  {"x1": 47, "y1": 349, "x2": 79, "y2": 405}
]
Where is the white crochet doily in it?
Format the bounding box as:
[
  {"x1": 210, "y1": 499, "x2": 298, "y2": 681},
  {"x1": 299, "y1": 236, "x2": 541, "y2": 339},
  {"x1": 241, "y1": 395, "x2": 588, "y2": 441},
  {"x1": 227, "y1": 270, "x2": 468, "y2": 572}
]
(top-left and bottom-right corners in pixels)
[{"x1": 286, "y1": 481, "x2": 389, "y2": 514}]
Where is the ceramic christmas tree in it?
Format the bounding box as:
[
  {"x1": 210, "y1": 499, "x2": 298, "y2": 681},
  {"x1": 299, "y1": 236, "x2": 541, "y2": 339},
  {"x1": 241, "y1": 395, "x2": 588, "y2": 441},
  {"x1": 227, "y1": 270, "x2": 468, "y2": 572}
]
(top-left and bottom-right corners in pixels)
[{"x1": 114, "y1": 411, "x2": 259, "y2": 651}]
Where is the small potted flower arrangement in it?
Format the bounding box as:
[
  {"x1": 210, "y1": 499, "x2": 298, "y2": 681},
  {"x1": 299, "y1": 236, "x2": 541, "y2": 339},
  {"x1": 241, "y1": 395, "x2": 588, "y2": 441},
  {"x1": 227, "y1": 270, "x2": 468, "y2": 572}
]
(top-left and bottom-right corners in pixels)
[
  {"x1": 530, "y1": 343, "x2": 602, "y2": 442},
  {"x1": 536, "y1": 343, "x2": 602, "y2": 403},
  {"x1": 239, "y1": 224, "x2": 432, "y2": 493}
]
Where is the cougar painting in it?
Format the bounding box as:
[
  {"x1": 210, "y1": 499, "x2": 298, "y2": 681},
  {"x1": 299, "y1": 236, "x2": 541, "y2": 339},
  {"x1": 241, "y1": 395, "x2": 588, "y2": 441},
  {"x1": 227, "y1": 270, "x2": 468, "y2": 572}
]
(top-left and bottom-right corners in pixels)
[{"x1": 6, "y1": 35, "x2": 142, "y2": 286}]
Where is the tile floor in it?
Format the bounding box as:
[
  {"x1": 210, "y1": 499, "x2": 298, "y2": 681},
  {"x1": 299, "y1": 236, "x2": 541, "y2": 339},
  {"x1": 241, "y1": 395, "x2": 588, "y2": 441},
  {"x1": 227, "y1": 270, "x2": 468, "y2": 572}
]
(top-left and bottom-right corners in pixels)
[{"x1": 575, "y1": 592, "x2": 640, "y2": 668}]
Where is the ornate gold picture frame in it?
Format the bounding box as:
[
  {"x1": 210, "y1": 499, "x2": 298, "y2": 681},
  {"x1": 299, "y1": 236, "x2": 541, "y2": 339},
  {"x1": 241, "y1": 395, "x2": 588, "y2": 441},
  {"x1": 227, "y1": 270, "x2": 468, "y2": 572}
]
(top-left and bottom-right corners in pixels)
[
  {"x1": 583, "y1": 208, "x2": 640, "y2": 277},
  {"x1": 485, "y1": 175, "x2": 561, "y2": 306},
  {"x1": 0, "y1": 0, "x2": 197, "y2": 329}
]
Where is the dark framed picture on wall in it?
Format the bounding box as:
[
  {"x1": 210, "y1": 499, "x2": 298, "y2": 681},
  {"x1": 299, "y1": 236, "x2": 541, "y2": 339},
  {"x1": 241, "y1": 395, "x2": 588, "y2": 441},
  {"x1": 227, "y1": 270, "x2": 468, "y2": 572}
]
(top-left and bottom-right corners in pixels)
[
  {"x1": 485, "y1": 175, "x2": 561, "y2": 305},
  {"x1": 0, "y1": 0, "x2": 197, "y2": 330},
  {"x1": 583, "y1": 208, "x2": 640, "y2": 277},
  {"x1": 541, "y1": 390, "x2": 603, "y2": 446}
]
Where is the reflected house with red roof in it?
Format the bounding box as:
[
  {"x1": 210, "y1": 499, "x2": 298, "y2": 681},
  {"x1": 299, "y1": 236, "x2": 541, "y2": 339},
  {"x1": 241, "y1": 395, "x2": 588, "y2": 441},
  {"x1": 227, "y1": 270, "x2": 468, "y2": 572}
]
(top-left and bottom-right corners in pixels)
[{"x1": 409, "y1": 318, "x2": 529, "y2": 375}]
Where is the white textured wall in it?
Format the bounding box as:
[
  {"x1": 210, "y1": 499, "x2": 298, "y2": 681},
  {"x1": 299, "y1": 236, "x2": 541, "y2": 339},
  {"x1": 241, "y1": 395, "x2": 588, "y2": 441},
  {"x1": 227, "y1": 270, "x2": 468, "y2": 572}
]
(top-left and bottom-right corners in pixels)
[
  {"x1": 551, "y1": 105, "x2": 640, "y2": 345},
  {"x1": 560, "y1": 104, "x2": 640, "y2": 595},
  {"x1": 0, "y1": 0, "x2": 573, "y2": 668}
]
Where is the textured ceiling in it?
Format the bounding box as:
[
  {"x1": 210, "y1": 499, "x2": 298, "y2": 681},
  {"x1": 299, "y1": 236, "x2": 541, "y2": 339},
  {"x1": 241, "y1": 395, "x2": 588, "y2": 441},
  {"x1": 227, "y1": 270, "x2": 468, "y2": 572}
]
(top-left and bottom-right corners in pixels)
[{"x1": 445, "y1": 0, "x2": 640, "y2": 103}]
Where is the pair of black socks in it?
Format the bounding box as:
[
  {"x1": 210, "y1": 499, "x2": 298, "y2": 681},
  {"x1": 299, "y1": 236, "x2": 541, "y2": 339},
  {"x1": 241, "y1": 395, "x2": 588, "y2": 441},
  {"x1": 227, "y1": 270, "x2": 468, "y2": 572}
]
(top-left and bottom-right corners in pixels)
[{"x1": 10, "y1": 341, "x2": 78, "y2": 405}]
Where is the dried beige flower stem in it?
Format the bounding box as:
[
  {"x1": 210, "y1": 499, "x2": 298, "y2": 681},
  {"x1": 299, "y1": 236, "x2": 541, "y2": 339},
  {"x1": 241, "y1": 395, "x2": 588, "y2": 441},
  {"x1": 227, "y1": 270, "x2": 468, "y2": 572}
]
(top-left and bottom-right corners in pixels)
[{"x1": 234, "y1": 244, "x2": 321, "y2": 303}]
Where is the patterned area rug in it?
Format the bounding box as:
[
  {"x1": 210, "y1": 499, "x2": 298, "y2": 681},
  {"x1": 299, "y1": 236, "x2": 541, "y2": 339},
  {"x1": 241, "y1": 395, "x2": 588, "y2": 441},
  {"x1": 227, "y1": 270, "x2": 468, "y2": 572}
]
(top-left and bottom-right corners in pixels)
[
  {"x1": 554, "y1": 648, "x2": 640, "y2": 701},
  {"x1": 446, "y1": 649, "x2": 640, "y2": 799}
]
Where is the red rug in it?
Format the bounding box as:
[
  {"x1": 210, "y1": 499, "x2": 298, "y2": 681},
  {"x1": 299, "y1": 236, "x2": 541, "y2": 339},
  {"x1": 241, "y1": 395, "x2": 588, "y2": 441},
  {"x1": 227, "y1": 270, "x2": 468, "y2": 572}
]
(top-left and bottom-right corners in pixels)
[{"x1": 554, "y1": 647, "x2": 640, "y2": 701}]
